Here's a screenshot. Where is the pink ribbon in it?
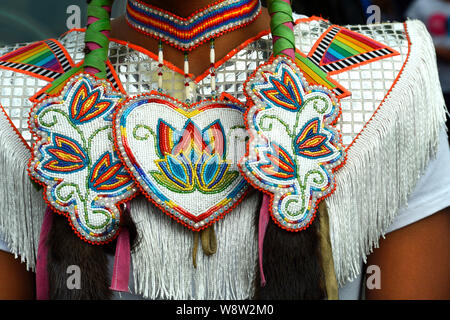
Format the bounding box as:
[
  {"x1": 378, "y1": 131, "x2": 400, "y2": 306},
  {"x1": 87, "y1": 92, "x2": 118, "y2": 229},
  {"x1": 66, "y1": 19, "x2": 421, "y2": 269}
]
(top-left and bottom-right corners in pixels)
[
  {"x1": 109, "y1": 204, "x2": 131, "y2": 293},
  {"x1": 36, "y1": 206, "x2": 53, "y2": 300},
  {"x1": 258, "y1": 194, "x2": 271, "y2": 287}
]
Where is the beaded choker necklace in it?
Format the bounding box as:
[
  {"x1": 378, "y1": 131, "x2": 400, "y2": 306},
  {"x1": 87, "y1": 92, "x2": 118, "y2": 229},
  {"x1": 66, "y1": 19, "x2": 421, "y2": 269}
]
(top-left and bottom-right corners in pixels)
[
  {"x1": 125, "y1": 0, "x2": 262, "y2": 51},
  {"x1": 126, "y1": 0, "x2": 261, "y2": 101}
]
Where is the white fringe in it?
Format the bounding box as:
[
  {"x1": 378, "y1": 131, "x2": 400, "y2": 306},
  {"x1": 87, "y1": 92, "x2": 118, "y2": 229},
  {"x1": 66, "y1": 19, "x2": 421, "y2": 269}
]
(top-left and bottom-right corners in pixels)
[
  {"x1": 326, "y1": 20, "x2": 447, "y2": 286},
  {"x1": 130, "y1": 191, "x2": 260, "y2": 300},
  {"x1": 0, "y1": 111, "x2": 46, "y2": 271}
]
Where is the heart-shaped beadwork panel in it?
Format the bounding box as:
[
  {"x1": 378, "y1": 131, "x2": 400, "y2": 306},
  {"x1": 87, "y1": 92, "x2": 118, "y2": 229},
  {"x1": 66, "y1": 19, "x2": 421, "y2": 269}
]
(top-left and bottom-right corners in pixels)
[{"x1": 114, "y1": 94, "x2": 249, "y2": 230}]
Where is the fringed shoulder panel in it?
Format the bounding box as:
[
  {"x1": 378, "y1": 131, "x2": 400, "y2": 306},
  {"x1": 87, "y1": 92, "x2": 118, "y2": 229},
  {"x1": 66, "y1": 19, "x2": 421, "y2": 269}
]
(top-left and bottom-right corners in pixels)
[{"x1": 292, "y1": 18, "x2": 446, "y2": 285}]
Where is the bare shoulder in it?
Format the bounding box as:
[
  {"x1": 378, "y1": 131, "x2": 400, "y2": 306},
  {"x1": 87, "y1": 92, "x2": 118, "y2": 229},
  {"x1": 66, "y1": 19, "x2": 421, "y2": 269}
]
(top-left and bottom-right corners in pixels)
[
  {"x1": 0, "y1": 251, "x2": 35, "y2": 300},
  {"x1": 366, "y1": 207, "x2": 450, "y2": 300}
]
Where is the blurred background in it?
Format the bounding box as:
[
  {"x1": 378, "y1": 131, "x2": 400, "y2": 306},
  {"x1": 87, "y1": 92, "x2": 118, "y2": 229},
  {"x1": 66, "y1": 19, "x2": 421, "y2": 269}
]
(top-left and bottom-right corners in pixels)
[
  {"x1": 0, "y1": 0, "x2": 441, "y2": 45},
  {"x1": 0, "y1": 0, "x2": 125, "y2": 46},
  {"x1": 0, "y1": 0, "x2": 449, "y2": 114}
]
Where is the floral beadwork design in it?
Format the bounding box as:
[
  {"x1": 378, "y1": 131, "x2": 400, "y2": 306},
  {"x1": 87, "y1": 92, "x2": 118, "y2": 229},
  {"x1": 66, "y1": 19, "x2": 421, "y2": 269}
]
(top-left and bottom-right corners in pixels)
[
  {"x1": 240, "y1": 57, "x2": 345, "y2": 231},
  {"x1": 152, "y1": 119, "x2": 238, "y2": 193},
  {"x1": 114, "y1": 94, "x2": 249, "y2": 230},
  {"x1": 28, "y1": 75, "x2": 137, "y2": 244}
]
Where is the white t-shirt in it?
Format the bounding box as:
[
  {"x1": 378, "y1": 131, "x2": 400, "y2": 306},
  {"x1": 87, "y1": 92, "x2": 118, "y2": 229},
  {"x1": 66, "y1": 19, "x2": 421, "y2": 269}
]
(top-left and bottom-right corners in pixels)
[
  {"x1": 339, "y1": 129, "x2": 450, "y2": 299},
  {"x1": 406, "y1": 0, "x2": 450, "y2": 93},
  {"x1": 1, "y1": 129, "x2": 450, "y2": 300}
]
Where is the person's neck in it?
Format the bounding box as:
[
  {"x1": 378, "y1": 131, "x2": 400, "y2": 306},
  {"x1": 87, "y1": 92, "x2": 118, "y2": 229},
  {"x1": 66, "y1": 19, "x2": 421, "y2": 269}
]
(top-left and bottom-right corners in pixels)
[{"x1": 139, "y1": 0, "x2": 226, "y2": 18}]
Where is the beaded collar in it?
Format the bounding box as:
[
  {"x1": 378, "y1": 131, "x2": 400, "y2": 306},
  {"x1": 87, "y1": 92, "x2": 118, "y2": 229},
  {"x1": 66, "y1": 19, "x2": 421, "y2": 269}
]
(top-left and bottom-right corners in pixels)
[{"x1": 125, "y1": 0, "x2": 262, "y2": 51}]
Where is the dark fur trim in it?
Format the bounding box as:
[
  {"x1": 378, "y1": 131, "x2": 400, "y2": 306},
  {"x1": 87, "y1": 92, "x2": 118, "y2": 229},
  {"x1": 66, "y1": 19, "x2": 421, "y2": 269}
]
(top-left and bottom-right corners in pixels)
[
  {"x1": 254, "y1": 213, "x2": 326, "y2": 300},
  {"x1": 47, "y1": 213, "x2": 112, "y2": 300},
  {"x1": 46, "y1": 204, "x2": 138, "y2": 300}
]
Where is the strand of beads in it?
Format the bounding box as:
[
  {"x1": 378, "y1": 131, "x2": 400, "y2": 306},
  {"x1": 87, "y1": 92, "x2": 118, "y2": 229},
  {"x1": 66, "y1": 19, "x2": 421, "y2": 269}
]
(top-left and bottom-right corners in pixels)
[
  {"x1": 157, "y1": 39, "x2": 216, "y2": 102},
  {"x1": 210, "y1": 39, "x2": 217, "y2": 99},
  {"x1": 157, "y1": 40, "x2": 164, "y2": 92},
  {"x1": 184, "y1": 52, "x2": 192, "y2": 104}
]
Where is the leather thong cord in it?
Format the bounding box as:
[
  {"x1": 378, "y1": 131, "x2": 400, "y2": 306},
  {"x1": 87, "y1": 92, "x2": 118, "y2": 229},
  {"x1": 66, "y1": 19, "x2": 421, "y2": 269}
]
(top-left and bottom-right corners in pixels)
[{"x1": 318, "y1": 202, "x2": 339, "y2": 299}]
